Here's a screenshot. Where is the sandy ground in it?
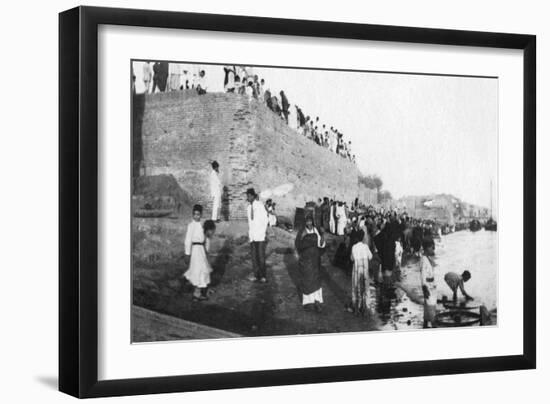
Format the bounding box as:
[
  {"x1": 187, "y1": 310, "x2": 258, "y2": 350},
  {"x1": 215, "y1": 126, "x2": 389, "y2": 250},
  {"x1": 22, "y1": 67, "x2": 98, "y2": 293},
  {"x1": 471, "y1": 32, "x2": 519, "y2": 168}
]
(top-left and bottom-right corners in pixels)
[{"x1": 133, "y1": 221, "x2": 380, "y2": 341}]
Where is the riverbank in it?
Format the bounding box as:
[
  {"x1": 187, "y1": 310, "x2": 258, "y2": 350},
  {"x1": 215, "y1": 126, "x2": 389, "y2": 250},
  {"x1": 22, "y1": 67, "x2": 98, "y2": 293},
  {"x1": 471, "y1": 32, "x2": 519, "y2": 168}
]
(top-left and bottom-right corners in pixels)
[
  {"x1": 133, "y1": 219, "x2": 497, "y2": 340},
  {"x1": 133, "y1": 219, "x2": 379, "y2": 341}
]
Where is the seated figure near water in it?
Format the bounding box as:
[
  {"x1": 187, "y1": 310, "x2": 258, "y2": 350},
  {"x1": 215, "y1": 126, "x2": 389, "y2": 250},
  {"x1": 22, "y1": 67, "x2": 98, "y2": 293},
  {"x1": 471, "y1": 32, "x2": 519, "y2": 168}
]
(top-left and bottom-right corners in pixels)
[
  {"x1": 444, "y1": 271, "x2": 473, "y2": 302},
  {"x1": 295, "y1": 214, "x2": 326, "y2": 312}
]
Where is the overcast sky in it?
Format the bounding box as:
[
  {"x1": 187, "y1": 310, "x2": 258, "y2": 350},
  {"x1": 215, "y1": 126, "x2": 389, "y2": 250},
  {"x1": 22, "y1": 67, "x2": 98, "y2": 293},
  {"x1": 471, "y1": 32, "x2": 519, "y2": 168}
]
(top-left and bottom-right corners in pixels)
[{"x1": 133, "y1": 61, "x2": 498, "y2": 210}]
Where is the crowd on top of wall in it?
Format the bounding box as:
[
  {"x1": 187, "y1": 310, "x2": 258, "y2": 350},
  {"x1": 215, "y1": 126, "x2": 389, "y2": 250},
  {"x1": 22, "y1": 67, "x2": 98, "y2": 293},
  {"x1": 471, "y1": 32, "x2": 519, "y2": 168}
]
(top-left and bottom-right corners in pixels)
[
  {"x1": 133, "y1": 61, "x2": 357, "y2": 164},
  {"x1": 136, "y1": 61, "x2": 209, "y2": 95},
  {"x1": 295, "y1": 111, "x2": 356, "y2": 163},
  {"x1": 222, "y1": 65, "x2": 356, "y2": 164}
]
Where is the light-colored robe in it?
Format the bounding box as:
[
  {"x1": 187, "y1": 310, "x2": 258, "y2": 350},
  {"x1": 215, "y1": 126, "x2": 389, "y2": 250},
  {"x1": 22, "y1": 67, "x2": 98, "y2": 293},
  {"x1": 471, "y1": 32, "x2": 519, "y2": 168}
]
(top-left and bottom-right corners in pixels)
[
  {"x1": 329, "y1": 205, "x2": 336, "y2": 234},
  {"x1": 183, "y1": 221, "x2": 212, "y2": 288},
  {"x1": 336, "y1": 205, "x2": 347, "y2": 235}
]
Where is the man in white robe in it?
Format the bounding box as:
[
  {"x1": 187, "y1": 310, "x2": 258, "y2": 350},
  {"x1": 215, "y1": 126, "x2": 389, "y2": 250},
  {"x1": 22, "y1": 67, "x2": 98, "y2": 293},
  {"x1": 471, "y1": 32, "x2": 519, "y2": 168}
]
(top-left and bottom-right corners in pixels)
[
  {"x1": 168, "y1": 63, "x2": 181, "y2": 91},
  {"x1": 329, "y1": 202, "x2": 336, "y2": 234},
  {"x1": 142, "y1": 61, "x2": 153, "y2": 94},
  {"x1": 336, "y1": 202, "x2": 347, "y2": 235},
  {"x1": 209, "y1": 161, "x2": 222, "y2": 221},
  {"x1": 197, "y1": 70, "x2": 207, "y2": 94}
]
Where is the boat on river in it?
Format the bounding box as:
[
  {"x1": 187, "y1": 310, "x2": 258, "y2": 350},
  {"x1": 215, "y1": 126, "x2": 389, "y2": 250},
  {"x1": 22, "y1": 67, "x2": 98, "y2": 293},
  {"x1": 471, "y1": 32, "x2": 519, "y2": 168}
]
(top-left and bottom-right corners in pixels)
[
  {"x1": 484, "y1": 218, "x2": 497, "y2": 231},
  {"x1": 469, "y1": 219, "x2": 482, "y2": 232},
  {"x1": 484, "y1": 180, "x2": 497, "y2": 231}
]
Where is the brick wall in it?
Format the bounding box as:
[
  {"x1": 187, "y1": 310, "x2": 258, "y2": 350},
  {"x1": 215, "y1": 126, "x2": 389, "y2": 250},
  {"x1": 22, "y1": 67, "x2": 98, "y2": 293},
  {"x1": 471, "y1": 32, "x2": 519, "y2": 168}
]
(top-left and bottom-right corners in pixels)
[{"x1": 135, "y1": 90, "x2": 365, "y2": 219}]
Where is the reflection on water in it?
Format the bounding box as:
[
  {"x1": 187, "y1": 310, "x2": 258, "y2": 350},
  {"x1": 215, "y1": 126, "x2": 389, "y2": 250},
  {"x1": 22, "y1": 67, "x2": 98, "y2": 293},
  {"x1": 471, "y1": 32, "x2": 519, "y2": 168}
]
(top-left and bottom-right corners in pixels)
[
  {"x1": 370, "y1": 284, "x2": 425, "y2": 330},
  {"x1": 371, "y1": 229, "x2": 498, "y2": 330}
]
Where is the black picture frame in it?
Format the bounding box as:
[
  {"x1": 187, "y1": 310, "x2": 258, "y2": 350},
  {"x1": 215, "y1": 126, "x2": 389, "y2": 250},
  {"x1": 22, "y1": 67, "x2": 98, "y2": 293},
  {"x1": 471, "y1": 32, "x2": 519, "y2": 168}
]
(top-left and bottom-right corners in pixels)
[{"x1": 59, "y1": 6, "x2": 536, "y2": 398}]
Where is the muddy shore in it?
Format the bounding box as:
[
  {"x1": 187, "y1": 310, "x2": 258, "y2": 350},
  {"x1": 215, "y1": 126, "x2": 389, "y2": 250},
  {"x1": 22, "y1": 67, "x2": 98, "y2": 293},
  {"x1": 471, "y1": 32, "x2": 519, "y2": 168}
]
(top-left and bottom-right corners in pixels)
[
  {"x1": 132, "y1": 219, "x2": 496, "y2": 342},
  {"x1": 133, "y1": 220, "x2": 379, "y2": 341}
]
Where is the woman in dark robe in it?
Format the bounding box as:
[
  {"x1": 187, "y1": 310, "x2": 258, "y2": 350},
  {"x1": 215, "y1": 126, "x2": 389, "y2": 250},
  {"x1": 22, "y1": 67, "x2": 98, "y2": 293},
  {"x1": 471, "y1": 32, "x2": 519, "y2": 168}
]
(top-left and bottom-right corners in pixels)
[
  {"x1": 321, "y1": 197, "x2": 331, "y2": 233},
  {"x1": 295, "y1": 214, "x2": 326, "y2": 312},
  {"x1": 372, "y1": 219, "x2": 387, "y2": 281},
  {"x1": 380, "y1": 218, "x2": 400, "y2": 282},
  {"x1": 411, "y1": 221, "x2": 424, "y2": 255}
]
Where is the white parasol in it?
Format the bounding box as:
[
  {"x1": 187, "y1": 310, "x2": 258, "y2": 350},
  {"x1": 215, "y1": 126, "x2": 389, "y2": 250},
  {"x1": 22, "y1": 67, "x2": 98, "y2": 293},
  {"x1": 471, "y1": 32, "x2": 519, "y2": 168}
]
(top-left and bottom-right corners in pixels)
[{"x1": 259, "y1": 183, "x2": 294, "y2": 199}]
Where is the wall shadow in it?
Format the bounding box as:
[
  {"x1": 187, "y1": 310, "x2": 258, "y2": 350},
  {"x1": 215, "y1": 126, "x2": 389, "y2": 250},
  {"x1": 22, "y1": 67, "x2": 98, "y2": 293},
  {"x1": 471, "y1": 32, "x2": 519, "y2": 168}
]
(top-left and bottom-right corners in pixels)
[
  {"x1": 283, "y1": 250, "x2": 302, "y2": 297},
  {"x1": 211, "y1": 239, "x2": 233, "y2": 286},
  {"x1": 132, "y1": 93, "x2": 145, "y2": 187}
]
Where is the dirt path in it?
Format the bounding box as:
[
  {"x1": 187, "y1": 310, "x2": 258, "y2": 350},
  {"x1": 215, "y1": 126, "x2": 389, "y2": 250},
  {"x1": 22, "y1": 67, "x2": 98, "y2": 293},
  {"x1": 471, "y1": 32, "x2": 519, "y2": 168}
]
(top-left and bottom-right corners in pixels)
[{"x1": 133, "y1": 225, "x2": 379, "y2": 341}]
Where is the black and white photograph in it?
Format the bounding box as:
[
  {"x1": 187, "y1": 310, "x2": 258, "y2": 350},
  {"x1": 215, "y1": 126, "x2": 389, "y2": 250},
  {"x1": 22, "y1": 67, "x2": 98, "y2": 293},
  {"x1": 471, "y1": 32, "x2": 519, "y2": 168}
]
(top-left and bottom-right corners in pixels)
[
  {"x1": 131, "y1": 60, "x2": 498, "y2": 342},
  {"x1": 1, "y1": 0, "x2": 545, "y2": 402}
]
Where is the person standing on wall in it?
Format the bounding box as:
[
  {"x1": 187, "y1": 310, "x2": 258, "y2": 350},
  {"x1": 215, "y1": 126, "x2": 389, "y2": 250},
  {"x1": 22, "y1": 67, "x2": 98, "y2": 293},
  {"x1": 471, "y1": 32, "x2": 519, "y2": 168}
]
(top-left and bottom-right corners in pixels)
[
  {"x1": 181, "y1": 67, "x2": 190, "y2": 90},
  {"x1": 209, "y1": 161, "x2": 222, "y2": 222},
  {"x1": 197, "y1": 70, "x2": 207, "y2": 95},
  {"x1": 152, "y1": 61, "x2": 169, "y2": 93},
  {"x1": 223, "y1": 65, "x2": 236, "y2": 93},
  {"x1": 142, "y1": 61, "x2": 153, "y2": 94},
  {"x1": 168, "y1": 63, "x2": 181, "y2": 91},
  {"x1": 259, "y1": 78, "x2": 265, "y2": 99},
  {"x1": 280, "y1": 90, "x2": 290, "y2": 123},
  {"x1": 246, "y1": 188, "x2": 269, "y2": 283}
]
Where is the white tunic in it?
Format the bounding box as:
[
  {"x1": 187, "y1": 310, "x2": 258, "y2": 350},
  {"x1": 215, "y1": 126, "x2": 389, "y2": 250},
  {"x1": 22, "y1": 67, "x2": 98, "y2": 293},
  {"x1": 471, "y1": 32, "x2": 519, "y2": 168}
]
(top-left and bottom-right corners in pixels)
[
  {"x1": 209, "y1": 169, "x2": 222, "y2": 197},
  {"x1": 183, "y1": 221, "x2": 212, "y2": 288},
  {"x1": 247, "y1": 200, "x2": 268, "y2": 242},
  {"x1": 142, "y1": 62, "x2": 152, "y2": 81},
  {"x1": 329, "y1": 205, "x2": 336, "y2": 233},
  {"x1": 336, "y1": 205, "x2": 347, "y2": 235}
]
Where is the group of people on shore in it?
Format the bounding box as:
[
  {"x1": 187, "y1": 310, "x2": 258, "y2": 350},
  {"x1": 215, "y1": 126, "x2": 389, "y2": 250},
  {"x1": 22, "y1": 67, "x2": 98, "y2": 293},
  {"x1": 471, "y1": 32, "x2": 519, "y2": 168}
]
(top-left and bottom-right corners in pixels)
[
  {"x1": 183, "y1": 166, "x2": 474, "y2": 326},
  {"x1": 299, "y1": 199, "x2": 474, "y2": 325},
  {"x1": 181, "y1": 187, "x2": 270, "y2": 301}
]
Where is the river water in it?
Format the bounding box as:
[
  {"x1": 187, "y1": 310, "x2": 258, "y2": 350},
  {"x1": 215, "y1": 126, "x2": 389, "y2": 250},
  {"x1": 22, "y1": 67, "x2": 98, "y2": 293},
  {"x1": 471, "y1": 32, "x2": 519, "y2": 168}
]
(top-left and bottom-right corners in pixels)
[
  {"x1": 433, "y1": 229, "x2": 498, "y2": 310},
  {"x1": 371, "y1": 229, "x2": 498, "y2": 331}
]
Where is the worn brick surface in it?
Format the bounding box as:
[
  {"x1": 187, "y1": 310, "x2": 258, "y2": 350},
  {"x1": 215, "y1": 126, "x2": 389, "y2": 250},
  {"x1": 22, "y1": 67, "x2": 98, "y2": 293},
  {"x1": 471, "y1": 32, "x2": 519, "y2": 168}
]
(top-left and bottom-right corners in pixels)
[{"x1": 135, "y1": 90, "x2": 374, "y2": 219}]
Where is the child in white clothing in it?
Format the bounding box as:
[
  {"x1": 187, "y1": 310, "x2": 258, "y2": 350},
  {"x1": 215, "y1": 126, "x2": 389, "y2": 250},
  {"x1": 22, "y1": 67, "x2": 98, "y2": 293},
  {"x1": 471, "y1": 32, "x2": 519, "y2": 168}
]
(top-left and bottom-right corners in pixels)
[{"x1": 183, "y1": 205, "x2": 217, "y2": 301}]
